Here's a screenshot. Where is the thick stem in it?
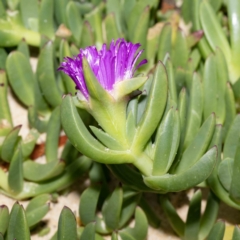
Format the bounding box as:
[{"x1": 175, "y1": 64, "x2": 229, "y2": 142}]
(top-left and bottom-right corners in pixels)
[
  {"x1": 133, "y1": 152, "x2": 153, "y2": 177},
  {"x1": 90, "y1": 99, "x2": 129, "y2": 148}
]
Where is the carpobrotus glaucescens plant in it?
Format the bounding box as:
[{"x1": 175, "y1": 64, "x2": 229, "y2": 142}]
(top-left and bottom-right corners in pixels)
[{"x1": 60, "y1": 38, "x2": 217, "y2": 192}]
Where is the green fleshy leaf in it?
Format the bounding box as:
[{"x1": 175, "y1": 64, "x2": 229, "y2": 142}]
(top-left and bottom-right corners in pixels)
[
  {"x1": 190, "y1": 48, "x2": 201, "y2": 70},
  {"x1": 132, "y1": 61, "x2": 168, "y2": 151},
  {"x1": 81, "y1": 21, "x2": 95, "y2": 48},
  {"x1": 174, "y1": 114, "x2": 215, "y2": 174},
  {"x1": 37, "y1": 41, "x2": 62, "y2": 108},
  {"x1": 121, "y1": 208, "x2": 148, "y2": 240},
  {"x1": 8, "y1": 146, "x2": 24, "y2": 194},
  {"x1": 0, "y1": 70, "x2": 12, "y2": 134},
  {"x1": 1, "y1": 126, "x2": 21, "y2": 163},
  {"x1": 153, "y1": 108, "x2": 180, "y2": 175},
  {"x1": 223, "y1": 115, "x2": 240, "y2": 159},
  {"x1": 60, "y1": 139, "x2": 78, "y2": 165},
  {"x1": 23, "y1": 160, "x2": 65, "y2": 182},
  {"x1": 102, "y1": 187, "x2": 123, "y2": 230},
  {"x1": 0, "y1": 205, "x2": 9, "y2": 235},
  {"x1": 208, "y1": 0, "x2": 222, "y2": 11},
  {"x1": 228, "y1": 0, "x2": 240, "y2": 82},
  {"x1": 66, "y1": 1, "x2": 83, "y2": 46},
  {"x1": 46, "y1": 107, "x2": 61, "y2": 162},
  {"x1": 181, "y1": 0, "x2": 194, "y2": 23},
  {"x1": 39, "y1": 0, "x2": 55, "y2": 40},
  {"x1": 144, "y1": 147, "x2": 217, "y2": 192},
  {"x1": 28, "y1": 106, "x2": 49, "y2": 133},
  {"x1": 104, "y1": 13, "x2": 121, "y2": 45},
  {"x1": 6, "y1": 202, "x2": 30, "y2": 240},
  {"x1": 111, "y1": 231, "x2": 118, "y2": 240},
  {"x1": 74, "y1": 2, "x2": 94, "y2": 15},
  {"x1": 177, "y1": 87, "x2": 187, "y2": 157},
  {"x1": 136, "y1": 75, "x2": 153, "y2": 124},
  {"x1": 6, "y1": 49, "x2": 49, "y2": 113},
  {"x1": 184, "y1": 190, "x2": 201, "y2": 240},
  {"x1": 21, "y1": 128, "x2": 40, "y2": 158},
  {"x1": 160, "y1": 195, "x2": 184, "y2": 237},
  {"x1": 199, "y1": 191, "x2": 219, "y2": 240},
  {"x1": 90, "y1": 126, "x2": 123, "y2": 150},
  {"x1": 125, "y1": 111, "x2": 136, "y2": 144},
  {"x1": 144, "y1": 23, "x2": 161, "y2": 70},
  {"x1": 7, "y1": 0, "x2": 19, "y2": 11},
  {"x1": 157, "y1": 24, "x2": 172, "y2": 61},
  {"x1": 165, "y1": 58, "x2": 177, "y2": 104},
  {"x1": 80, "y1": 222, "x2": 95, "y2": 240},
  {"x1": 119, "y1": 231, "x2": 135, "y2": 240},
  {"x1": 89, "y1": 162, "x2": 107, "y2": 184},
  {"x1": 207, "y1": 126, "x2": 240, "y2": 210},
  {"x1": 229, "y1": 144, "x2": 240, "y2": 203},
  {"x1": 203, "y1": 50, "x2": 227, "y2": 124},
  {"x1": 200, "y1": 0, "x2": 231, "y2": 67},
  {"x1": 26, "y1": 194, "x2": 51, "y2": 228},
  {"x1": 131, "y1": 5, "x2": 150, "y2": 58},
  {"x1": 95, "y1": 217, "x2": 111, "y2": 235},
  {"x1": 118, "y1": 194, "x2": 140, "y2": 229},
  {"x1": 217, "y1": 158, "x2": 234, "y2": 191},
  {"x1": 0, "y1": 1, "x2": 6, "y2": 19},
  {"x1": 182, "y1": 72, "x2": 203, "y2": 150},
  {"x1": 19, "y1": 0, "x2": 38, "y2": 30},
  {"x1": 174, "y1": 68, "x2": 187, "y2": 93},
  {"x1": 85, "y1": 3, "x2": 104, "y2": 48},
  {"x1": 206, "y1": 221, "x2": 225, "y2": 240},
  {"x1": 58, "y1": 207, "x2": 77, "y2": 240},
  {"x1": 232, "y1": 226, "x2": 240, "y2": 240},
  {"x1": 171, "y1": 28, "x2": 189, "y2": 68},
  {"x1": 79, "y1": 185, "x2": 101, "y2": 225},
  {"x1": 0, "y1": 48, "x2": 7, "y2": 69},
  {"x1": 17, "y1": 39, "x2": 30, "y2": 59},
  {"x1": 106, "y1": 0, "x2": 124, "y2": 34},
  {"x1": 83, "y1": 227, "x2": 104, "y2": 240},
  {"x1": 6, "y1": 51, "x2": 35, "y2": 107},
  {"x1": 127, "y1": 0, "x2": 157, "y2": 40},
  {"x1": 223, "y1": 82, "x2": 236, "y2": 140},
  {"x1": 53, "y1": 0, "x2": 68, "y2": 25},
  {"x1": 192, "y1": 0, "x2": 212, "y2": 58},
  {"x1": 114, "y1": 77, "x2": 148, "y2": 100}
]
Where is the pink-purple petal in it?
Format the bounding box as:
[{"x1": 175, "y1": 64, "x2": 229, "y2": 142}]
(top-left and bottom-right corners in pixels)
[
  {"x1": 134, "y1": 59, "x2": 148, "y2": 73},
  {"x1": 58, "y1": 38, "x2": 147, "y2": 100}
]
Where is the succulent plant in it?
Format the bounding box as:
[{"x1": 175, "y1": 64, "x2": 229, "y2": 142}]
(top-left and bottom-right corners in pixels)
[
  {"x1": 207, "y1": 221, "x2": 240, "y2": 240},
  {"x1": 60, "y1": 39, "x2": 217, "y2": 193},
  {"x1": 1, "y1": 0, "x2": 240, "y2": 239},
  {"x1": 181, "y1": 0, "x2": 240, "y2": 100},
  {"x1": 0, "y1": 194, "x2": 51, "y2": 239},
  {"x1": 160, "y1": 189, "x2": 219, "y2": 240}
]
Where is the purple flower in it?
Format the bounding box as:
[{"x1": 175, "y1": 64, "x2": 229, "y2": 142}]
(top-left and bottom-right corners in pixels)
[{"x1": 58, "y1": 39, "x2": 147, "y2": 99}]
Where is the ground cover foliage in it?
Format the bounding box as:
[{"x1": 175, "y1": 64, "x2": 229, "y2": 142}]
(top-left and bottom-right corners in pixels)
[{"x1": 0, "y1": 0, "x2": 240, "y2": 239}]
